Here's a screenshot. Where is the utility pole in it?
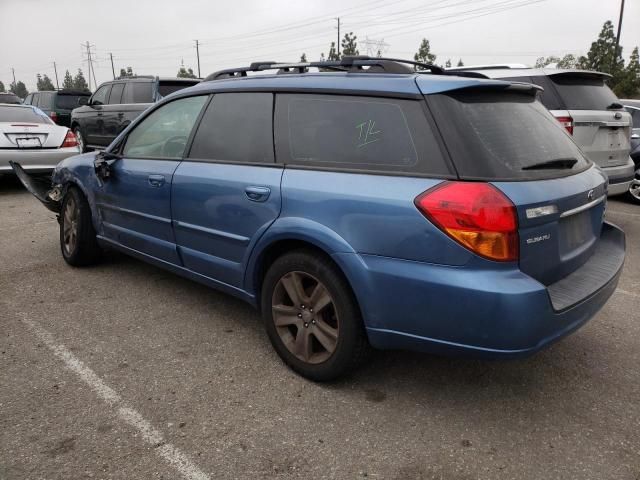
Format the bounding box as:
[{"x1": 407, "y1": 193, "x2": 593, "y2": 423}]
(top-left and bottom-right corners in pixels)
[
  {"x1": 11, "y1": 67, "x2": 16, "y2": 86},
  {"x1": 335, "y1": 17, "x2": 340, "y2": 56},
  {"x1": 85, "y1": 41, "x2": 92, "y2": 91},
  {"x1": 613, "y1": 0, "x2": 625, "y2": 71},
  {"x1": 53, "y1": 62, "x2": 59, "y2": 89},
  {"x1": 110, "y1": 53, "x2": 116, "y2": 79},
  {"x1": 195, "y1": 40, "x2": 201, "y2": 78}
]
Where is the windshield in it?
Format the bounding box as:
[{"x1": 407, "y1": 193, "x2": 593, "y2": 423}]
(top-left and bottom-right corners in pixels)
[
  {"x1": 0, "y1": 106, "x2": 52, "y2": 124},
  {"x1": 550, "y1": 74, "x2": 620, "y2": 110},
  {"x1": 428, "y1": 90, "x2": 590, "y2": 180}
]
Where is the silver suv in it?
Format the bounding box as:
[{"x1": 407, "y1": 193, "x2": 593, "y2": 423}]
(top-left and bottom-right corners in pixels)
[{"x1": 448, "y1": 66, "x2": 635, "y2": 197}]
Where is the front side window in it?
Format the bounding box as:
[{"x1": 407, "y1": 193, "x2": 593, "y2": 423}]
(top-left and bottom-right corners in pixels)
[
  {"x1": 108, "y1": 83, "x2": 125, "y2": 104},
  {"x1": 188, "y1": 93, "x2": 273, "y2": 163},
  {"x1": 275, "y1": 94, "x2": 450, "y2": 175},
  {"x1": 123, "y1": 96, "x2": 207, "y2": 159},
  {"x1": 91, "y1": 84, "x2": 111, "y2": 106}
]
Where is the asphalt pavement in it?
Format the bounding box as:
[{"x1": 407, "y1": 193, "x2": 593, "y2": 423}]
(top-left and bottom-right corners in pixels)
[{"x1": 1, "y1": 176, "x2": 639, "y2": 480}]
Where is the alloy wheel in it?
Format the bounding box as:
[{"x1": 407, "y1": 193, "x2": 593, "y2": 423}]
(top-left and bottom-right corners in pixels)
[
  {"x1": 629, "y1": 171, "x2": 640, "y2": 202},
  {"x1": 62, "y1": 196, "x2": 79, "y2": 255},
  {"x1": 271, "y1": 271, "x2": 339, "y2": 364}
]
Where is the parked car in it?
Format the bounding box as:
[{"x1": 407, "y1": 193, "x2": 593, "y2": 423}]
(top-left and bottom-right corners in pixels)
[
  {"x1": 622, "y1": 99, "x2": 640, "y2": 202},
  {"x1": 23, "y1": 90, "x2": 91, "y2": 128},
  {"x1": 0, "y1": 92, "x2": 22, "y2": 104},
  {"x1": 70, "y1": 76, "x2": 200, "y2": 152},
  {"x1": 448, "y1": 66, "x2": 636, "y2": 198},
  {"x1": 0, "y1": 104, "x2": 79, "y2": 177},
  {"x1": 12, "y1": 57, "x2": 625, "y2": 380}
]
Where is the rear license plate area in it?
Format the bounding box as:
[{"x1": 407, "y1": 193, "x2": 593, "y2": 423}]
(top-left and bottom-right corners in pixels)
[
  {"x1": 560, "y1": 211, "x2": 592, "y2": 253},
  {"x1": 16, "y1": 137, "x2": 42, "y2": 148}
]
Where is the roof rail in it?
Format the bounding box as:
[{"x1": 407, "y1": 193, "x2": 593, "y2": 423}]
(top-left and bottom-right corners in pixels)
[
  {"x1": 205, "y1": 56, "x2": 445, "y2": 81},
  {"x1": 447, "y1": 63, "x2": 530, "y2": 72},
  {"x1": 115, "y1": 74, "x2": 156, "y2": 80}
]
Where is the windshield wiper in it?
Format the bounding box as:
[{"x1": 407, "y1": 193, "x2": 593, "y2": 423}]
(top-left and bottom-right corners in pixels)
[{"x1": 522, "y1": 158, "x2": 578, "y2": 170}]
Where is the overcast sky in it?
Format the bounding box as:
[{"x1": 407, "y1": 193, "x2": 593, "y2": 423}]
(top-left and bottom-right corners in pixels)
[{"x1": 1, "y1": 0, "x2": 638, "y2": 92}]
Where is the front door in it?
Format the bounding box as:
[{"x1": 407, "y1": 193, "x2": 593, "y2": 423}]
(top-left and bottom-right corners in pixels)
[
  {"x1": 171, "y1": 93, "x2": 282, "y2": 288},
  {"x1": 85, "y1": 83, "x2": 111, "y2": 146},
  {"x1": 95, "y1": 95, "x2": 208, "y2": 264}
]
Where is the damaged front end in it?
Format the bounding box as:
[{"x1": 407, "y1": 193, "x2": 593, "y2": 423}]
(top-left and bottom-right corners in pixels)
[{"x1": 9, "y1": 161, "x2": 63, "y2": 213}]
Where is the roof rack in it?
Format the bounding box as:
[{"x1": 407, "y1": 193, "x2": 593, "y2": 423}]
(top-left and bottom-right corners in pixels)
[
  {"x1": 447, "y1": 63, "x2": 530, "y2": 72},
  {"x1": 205, "y1": 56, "x2": 445, "y2": 81}
]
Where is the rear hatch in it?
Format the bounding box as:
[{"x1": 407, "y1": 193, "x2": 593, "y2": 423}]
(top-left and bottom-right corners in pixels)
[
  {"x1": 548, "y1": 72, "x2": 631, "y2": 168},
  {"x1": 54, "y1": 92, "x2": 90, "y2": 126},
  {"x1": 423, "y1": 83, "x2": 607, "y2": 286}
]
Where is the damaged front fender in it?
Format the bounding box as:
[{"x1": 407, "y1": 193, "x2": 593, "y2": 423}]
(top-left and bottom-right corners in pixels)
[{"x1": 9, "y1": 161, "x2": 62, "y2": 213}]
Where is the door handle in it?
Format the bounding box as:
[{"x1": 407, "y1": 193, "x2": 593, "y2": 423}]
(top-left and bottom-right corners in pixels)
[
  {"x1": 148, "y1": 174, "x2": 166, "y2": 187},
  {"x1": 245, "y1": 186, "x2": 271, "y2": 202}
]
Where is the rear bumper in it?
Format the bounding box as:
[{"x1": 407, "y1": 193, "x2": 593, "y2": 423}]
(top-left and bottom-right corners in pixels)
[
  {"x1": 0, "y1": 147, "x2": 80, "y2": 173},
  {"x1": 334, "y1": 222, "x2": 625, "y2": 358},
  {"x1": 602, "y1": 158, "x2": 635, "y2": 196}
]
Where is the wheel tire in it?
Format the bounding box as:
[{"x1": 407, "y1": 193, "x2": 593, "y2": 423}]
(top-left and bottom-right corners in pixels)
[
  {"x1": 625, "y1": 169, "x2": 640, "y2": 204},
  {"x1": 261, "y1": 249, "x2": 369, "y2": 381},
  {"x1": 73, "y1": 126, "x2": 88, "y2": 153},
  {"x1": 60, "y1": 186, "x2": 102, "y2": 266}
]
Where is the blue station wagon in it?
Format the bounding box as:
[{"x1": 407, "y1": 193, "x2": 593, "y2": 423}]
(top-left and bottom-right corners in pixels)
[{"x1": 13, "y1": 57, "x2": 625, "y2": 380}]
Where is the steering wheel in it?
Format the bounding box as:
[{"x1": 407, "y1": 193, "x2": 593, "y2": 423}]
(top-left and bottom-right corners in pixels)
[{"x1": 162, "y1": 135, "x2": 188, "y2": 157}]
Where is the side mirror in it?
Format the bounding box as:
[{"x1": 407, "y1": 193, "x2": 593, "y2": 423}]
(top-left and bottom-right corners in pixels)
[
  {"x1": 93, "y1": 151, "x2": 121, "y2": 181},
  {"x1": 78, "y1": 97, "x2": 89, "y2": 106}
]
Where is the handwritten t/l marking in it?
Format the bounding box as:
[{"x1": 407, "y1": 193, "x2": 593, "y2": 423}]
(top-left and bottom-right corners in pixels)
[{"x1": 356, "y1": 119, "x2": 381, "y2": 147}]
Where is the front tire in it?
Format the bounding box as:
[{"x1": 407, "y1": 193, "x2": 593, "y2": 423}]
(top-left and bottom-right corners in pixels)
[
  {"x1": 73, "y1": 126, "x2": 88, "y2": 153},
  {"x1": 261, "y1": 250, "x2": 369, "y2": 381},
  {"x1": 60, "y1": 186, "x2": 101, "y2": 266}
]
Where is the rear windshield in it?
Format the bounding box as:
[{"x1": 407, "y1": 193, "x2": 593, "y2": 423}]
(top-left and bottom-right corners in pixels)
[
  {"x1": 158, "y1": 80, "x2": 199, "y2": 97},
  {"x1": 550, "y1": 74, "x2": 619, "y2": 111},
  {"x1": 429, "y1": 90, "x2": 590, "y2": 181},
  {"x1": 0, "y1": 106, "x2": 52, "y2": 123},
  {"x1": 55, "y1": 94, "x2": 89, "y2": 110},
  {"x1": 0, "y1": 93, "x2": 21, "y2": 104}
]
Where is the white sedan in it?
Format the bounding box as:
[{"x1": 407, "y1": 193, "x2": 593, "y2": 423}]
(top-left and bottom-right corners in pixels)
[{"x1": 0, "y1": 104, "x2": 80, "y2": 176}]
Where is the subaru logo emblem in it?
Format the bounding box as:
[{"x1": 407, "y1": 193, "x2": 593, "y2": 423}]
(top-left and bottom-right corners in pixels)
[
  {"x1": 587, "y1": 189, "x2": 594, "y2": 201},
  {"x1": 614, "y1": 112, "x2": 622, "y2": 119}
]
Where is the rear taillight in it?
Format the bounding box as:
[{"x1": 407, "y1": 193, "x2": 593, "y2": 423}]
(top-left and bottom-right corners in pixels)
[
  {"x1": 49, "y1": 111, "x2": 58, "y2": 123},
  {"x1": 554, "y1": 115, "x2": 573, "y2": 135},
  {"x1": 61, "y1": 130, "x2": 79, "y2": 148},
  {"x1": 415, "y1": 182, "x2": 519, "y2": 262}
]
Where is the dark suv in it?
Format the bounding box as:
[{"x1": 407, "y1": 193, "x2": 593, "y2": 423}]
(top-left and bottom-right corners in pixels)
[
  {"x1": 71, "y1": 76, "x2": 200, "y2": 152},
  {"x1": 23, "y1": 90, "x2": 90, "y2": 127},
  {"x1": 0, "y1": 92, "x2": 22, "y2": 104}
]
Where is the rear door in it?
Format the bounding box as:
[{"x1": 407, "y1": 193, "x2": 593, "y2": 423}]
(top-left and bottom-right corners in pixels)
[
  {"x1": 424, "y1": 86, "x2": 607, "y2": 286},
  {"x1": 85, "y1": 83, "x2": 111, "y2": 146},
  {"x1": 548, "y1": 72, "x2": 632, "y2": 168},
  {"x1": 102, "y1": 82, "x2": 126, "y2": 144},
  {"x1": 95, "y1": 95, "x2": 208, "y2": 263},
  {"x1": 171, "y1": 92, "x2": 282, "y2": 288}
]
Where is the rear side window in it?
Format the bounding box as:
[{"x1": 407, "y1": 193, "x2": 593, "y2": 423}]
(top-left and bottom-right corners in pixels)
[
  {"x1": 188, "y1": 93, "x2": 274, "y2": 163},
  {"x1": 36, "y1": 92, "x2": 54, "y2": 109},
  {"x1": 275, "y1": 94, "x2": 451, "y2": 176},
  {"x1": 550, "y1": 74, "x2": 619, "y2": 110},
  {"x1": 123, "y1": 82, "x2": 153, "y2": 103},
  {"x1": 429, "y1": 90, "x2": 590, "y2": 181},
  {"x1": 56, "y1": 94, "x2": 89, "y2": 110},
  {"x1": 158, "y1": 80, "x2": 199, "y2": 97}
]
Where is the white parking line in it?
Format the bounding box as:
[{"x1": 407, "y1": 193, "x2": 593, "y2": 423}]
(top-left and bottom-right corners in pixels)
[
  {"x1": 19, "y1": 315, "x2": 210, "y2": 480},
  {"x1": 617, "y1": 288, "x2": 639, "y2": 299},
  {"x1": 607, "y1": 210, "x2": 640, "y2": 218}
]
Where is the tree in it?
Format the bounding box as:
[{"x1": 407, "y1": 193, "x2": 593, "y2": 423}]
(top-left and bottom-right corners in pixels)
[
  {"x1": 119, "y1": 66, "x2": 134, "y2": 78},
  {"x1": 300, "y1": 53, "x2": 307, "y2": 62},
  {"x1": 73, "y1": 69, "x2": 89, "y2": 91},
  {"x1": 10, "y1": 81, "x2": 28, "y2": 99},
  {"x1": 535, "y1": 55, "x2": 560, "y2": 68},
  {"x1": 36, "y1": 73, "x2": 55, "y2": 91},
  {"x1": 177, "y1": 66, "x2": 197, "y2": 78},
  {"x1": 414, "y1": 38, "x2": 436, "y2": 67},
  {"x1": 0, "y1": 80, "x2": 5, "y2": 92},
  {"x1": 615, "y1": 46, "x2": 640, "y2": 98},
  {"x1": 326, "y1": 42, "x2": 340, "y2": 61},
  {"x1": 456, "y1": 58, "x2": 464, "y2": 67},
  {"x1": 62, "y1": 70, "x2": 74, "y2": 89},
  {"x1": 579, "y1": 20, "x2": 623, "y2": 75},
  {"x1": 445, "y1": 59, "x2": 451, "y2": 68},
  {"x1": 341, "y1": 32, "x2": 359, "y2": 57},
  {"x1": 376, "y1": 50, "x2": 382, "y2": 58}
]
